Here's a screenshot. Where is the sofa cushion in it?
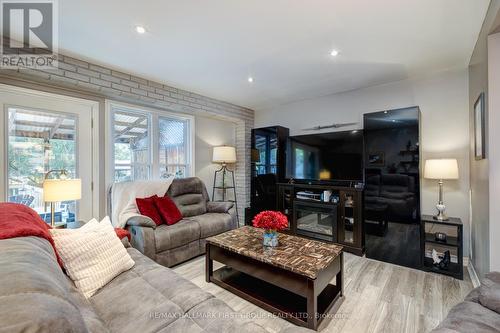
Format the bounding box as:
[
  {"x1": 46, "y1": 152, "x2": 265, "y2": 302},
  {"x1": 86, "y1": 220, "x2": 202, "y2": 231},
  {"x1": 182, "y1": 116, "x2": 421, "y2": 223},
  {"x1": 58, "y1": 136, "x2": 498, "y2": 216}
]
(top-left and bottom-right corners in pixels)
[
  {"x1": 479, "y1": 272, "x2": 500, "y2": 314},
  {"x1": 0, "y1": 236, "x2": 99, "y2": 333},
  {"x1": 154, "y1": 195, "x2": 183, "y2": 225},
  {"x1": 207, "y1": 201, "x2": 234, "y2": 213},
  {"x1": 156, "y1": 240, "x2": 202, "y2": 268},
  {"x1": 187, "y1": 297, "x2": 269, "y2": 333},
  {"x1": 90, "y1": 248, "x2": 214, "y2": 333},
  {"x1": 167, "y1": 177, "x2": 210, "y2": 217},
  {"x1": 187, "y1": 213, "x2": 233, "y2": 238},
  {"x1": 432, "y1": 301, "x2": 500, "y2": 333},
  {"x1": 136, "y1": 195, "x2": 163, "y2": 226},
  {"x1": 154, "y1": 219, "x2": 200, "y2": 252},
  {"x1": 172, "y1": 193, "x2": 207, "y2": 217}
]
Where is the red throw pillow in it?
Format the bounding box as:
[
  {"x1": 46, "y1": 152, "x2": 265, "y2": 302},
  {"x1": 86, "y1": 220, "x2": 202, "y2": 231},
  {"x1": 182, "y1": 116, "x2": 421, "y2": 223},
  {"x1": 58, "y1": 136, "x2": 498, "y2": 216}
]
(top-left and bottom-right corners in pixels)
[
  {"x1": 153, "y1": 196, "x2": 182, "y2": 225},
  {"x1": 114, "y1": 228, "x2": 131, "y2": 241},
  {"x1": 136, "y1": 195, "x2": 163, "y2": 226}
]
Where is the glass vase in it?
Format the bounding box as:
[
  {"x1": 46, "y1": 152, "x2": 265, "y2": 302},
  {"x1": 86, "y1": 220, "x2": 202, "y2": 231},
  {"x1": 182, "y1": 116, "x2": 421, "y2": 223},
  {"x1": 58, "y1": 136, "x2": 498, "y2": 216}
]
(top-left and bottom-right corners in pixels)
[{"x1": 263, "y1": 229, "x2": 278, "y2": 247}]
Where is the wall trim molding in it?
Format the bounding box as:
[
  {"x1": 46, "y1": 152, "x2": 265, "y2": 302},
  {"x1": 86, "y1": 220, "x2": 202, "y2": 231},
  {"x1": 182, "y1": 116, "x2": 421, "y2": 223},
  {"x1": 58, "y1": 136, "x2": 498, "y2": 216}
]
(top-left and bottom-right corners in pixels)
[{"x1": 467, "y1": 261, "x2": 481, "y2": 288}]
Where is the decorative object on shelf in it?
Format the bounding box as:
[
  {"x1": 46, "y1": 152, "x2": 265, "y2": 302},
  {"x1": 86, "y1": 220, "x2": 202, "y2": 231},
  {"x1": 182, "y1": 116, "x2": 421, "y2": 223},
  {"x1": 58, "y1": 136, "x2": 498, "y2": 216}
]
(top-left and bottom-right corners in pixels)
[
  {"x1": 368, "y1": 151, "x2": 385, "y2": 166},
  {"x1": 421, "y1": 215, "x2": 463, "y2": 279},
  {"x1": 439, "y1": 250, "x2": 451, "y2": 270},
  {"x1": 250, "y1": 148, "x2": 260, "y2": 175},
  {"x1": 474, "y1": 92, "x2": 486, "y2": 160},
  {"x1": 252, "y1": 210, "x2": 288, "y2": 247},
  {"x1": 43, "y1": 169, "x2": 81, "y2": 228},
  {"x1": 322, "y1": 190, "x2": 332, "y2": 202},
  {"x1": 212, "y1": 146, "x2": 238, "y2": 222},
  {"x1": 431, "y1": 249, "x2": 451, "y2": 269},
  {"x1": 435, "y1": 231, "x2": 447, "y2": 242},
  {"x1": 251, "y1": 148, "x2": 261, "y2": 163},
  {"x1": 424, "y1": 159, "x2": 459, "y2": 221},
  {"x1": 345, "y1": 195, "x2": 354, "y2": 207},
  {"x1": 432, "y1": 249, "x2": 441, "y2": 264}
]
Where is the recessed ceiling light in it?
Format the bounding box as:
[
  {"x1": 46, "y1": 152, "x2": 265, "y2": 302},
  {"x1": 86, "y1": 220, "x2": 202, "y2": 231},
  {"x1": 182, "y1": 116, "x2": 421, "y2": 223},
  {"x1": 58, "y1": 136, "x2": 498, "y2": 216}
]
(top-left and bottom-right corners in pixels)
[
  {"x1": 330, "y1": 49, "x2": 339, "y2": 57},
  {"x1": 248, "y1": 77, "x2": 254, "y2": 83},
  {"x1": 135, "y1": 26, "x2": 146, "y2": 34}
]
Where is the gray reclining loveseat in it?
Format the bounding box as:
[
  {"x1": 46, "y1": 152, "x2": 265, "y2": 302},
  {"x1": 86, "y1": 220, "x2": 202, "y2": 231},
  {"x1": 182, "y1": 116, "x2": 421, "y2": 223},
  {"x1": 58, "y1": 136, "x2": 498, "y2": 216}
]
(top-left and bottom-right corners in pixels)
[{"x1": 110, "y1": 177, "x2": 237, "y2": 267}]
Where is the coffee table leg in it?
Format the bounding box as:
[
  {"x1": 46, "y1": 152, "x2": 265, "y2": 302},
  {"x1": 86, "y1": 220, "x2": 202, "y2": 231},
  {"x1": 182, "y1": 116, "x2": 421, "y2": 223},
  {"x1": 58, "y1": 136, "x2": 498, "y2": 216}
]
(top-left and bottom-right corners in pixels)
[
  {"x1": 307, "y1": 279, "x2": 317, "y2": 330},
  {"x1": 337, "y1": 252, "x2": 344, "y2": 297},
  {"x1": 206, "y1": 243, "x2": 213, "y2": 283}
]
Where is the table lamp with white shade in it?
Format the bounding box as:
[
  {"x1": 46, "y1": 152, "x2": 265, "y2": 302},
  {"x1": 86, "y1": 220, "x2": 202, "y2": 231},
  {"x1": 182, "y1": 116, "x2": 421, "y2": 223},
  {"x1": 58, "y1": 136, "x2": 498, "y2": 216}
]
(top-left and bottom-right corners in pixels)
[
  {"x1": 424, "y1": 159, "x2": 459, "y2": 221},
  {"x1": 212, "y1": 146, "x2": 238, "y2": 222},
  {"x1": 43, "y1": 170, "x2": 82, "y2": 227}
]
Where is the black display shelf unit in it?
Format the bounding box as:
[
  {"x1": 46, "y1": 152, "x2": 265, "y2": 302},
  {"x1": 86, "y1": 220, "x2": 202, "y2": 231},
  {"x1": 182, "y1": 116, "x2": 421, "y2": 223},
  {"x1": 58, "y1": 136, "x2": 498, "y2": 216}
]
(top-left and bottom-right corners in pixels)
[
  {"x1": 420, "y1": 215, "x2": 463, "y2": 280},
  {"x1": 248, "y1": 126, "x2": 290, "y2": 222},
  {"x1": 275, "y1": 182, "x2": 365, "y2": 256}
]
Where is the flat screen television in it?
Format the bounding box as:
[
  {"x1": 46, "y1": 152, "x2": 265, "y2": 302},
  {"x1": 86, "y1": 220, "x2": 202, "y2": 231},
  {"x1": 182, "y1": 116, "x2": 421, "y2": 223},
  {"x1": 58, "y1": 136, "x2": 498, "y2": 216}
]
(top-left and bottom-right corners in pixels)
[{"x1": 286, "y1": 130, "x2": 364, "y2": 182}]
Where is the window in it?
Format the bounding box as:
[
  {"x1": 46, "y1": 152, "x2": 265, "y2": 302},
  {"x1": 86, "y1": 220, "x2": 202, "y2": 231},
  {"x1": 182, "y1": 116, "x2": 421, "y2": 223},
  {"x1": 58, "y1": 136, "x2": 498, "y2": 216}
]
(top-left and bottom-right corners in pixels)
[
  {"x1": 159, "y1": 116, "x2": 190, "y2": 178},
  {"x1": 109, "y1": 102, "x2": 193, "y2": 183},
  {"x1": 112, "y1": 110, "x2": 151, "y2": 182},
  {"x1": 294, "y1": 148, "x2": 304, "y2": 179}
]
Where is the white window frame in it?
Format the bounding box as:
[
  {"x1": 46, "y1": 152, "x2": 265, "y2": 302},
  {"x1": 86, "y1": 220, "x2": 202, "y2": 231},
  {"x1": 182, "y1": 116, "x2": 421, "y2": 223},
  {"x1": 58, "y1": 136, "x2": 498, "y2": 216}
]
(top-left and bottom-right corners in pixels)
[{"x1": 105, "y1": 100, "x2": 195, "y2": 187}]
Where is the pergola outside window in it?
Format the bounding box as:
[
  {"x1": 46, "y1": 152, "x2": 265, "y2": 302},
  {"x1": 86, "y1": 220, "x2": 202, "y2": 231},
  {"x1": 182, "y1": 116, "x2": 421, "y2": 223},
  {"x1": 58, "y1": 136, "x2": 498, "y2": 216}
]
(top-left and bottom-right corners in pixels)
[
  {"x1": 6, "y1": 107, "x2": 77, "y2": 221},
  {"x1": 109, "y1": 102, "x2": 193, "y2": 183}
]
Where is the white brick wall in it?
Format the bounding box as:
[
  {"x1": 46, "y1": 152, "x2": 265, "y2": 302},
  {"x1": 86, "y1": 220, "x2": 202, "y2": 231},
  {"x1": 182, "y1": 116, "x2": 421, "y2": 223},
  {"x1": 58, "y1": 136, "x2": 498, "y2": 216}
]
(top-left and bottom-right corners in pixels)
[{"x1": 3, "y1": 55, "x2": 253, "y2": 222}]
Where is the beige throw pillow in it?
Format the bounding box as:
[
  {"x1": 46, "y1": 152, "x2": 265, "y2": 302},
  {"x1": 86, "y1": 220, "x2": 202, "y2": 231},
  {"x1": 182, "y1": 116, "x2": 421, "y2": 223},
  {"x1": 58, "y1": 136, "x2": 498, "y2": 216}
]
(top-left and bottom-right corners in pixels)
[{"x1": 50, "y1": 217, "x2": 135, "y2": 298}]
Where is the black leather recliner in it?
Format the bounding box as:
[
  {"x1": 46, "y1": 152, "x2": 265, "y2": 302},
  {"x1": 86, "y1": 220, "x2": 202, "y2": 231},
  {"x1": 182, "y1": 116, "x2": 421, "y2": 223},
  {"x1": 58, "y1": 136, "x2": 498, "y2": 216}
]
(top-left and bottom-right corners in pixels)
[{"x1": 365, "y1": 174, "x2": 416, "y2": 222}]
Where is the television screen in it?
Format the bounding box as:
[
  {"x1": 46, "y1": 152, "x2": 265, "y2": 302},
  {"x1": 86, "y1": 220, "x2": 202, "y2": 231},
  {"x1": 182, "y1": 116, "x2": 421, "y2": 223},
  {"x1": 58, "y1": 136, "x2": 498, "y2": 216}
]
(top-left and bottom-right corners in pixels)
[{"x1": 286, "y1": 130, "x2": 364, "y2": 182}]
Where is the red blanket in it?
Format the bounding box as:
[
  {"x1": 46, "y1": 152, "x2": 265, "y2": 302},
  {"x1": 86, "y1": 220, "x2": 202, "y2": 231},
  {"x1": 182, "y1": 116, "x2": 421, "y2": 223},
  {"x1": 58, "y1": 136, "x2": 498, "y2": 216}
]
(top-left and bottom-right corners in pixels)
[
  {"x1": 0, "y1": 203, "x2": 131, "y2": 268},
  {"x1": 0, "y1": 202, "x2": 63, "y2": 267}
]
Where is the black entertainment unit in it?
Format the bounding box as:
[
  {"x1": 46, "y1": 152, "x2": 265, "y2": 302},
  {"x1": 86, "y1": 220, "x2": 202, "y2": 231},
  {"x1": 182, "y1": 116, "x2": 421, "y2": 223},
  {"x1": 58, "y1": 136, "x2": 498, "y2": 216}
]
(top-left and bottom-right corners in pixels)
[{"x1": 276, "y1": 182, "x2": 364, "y2": 255}]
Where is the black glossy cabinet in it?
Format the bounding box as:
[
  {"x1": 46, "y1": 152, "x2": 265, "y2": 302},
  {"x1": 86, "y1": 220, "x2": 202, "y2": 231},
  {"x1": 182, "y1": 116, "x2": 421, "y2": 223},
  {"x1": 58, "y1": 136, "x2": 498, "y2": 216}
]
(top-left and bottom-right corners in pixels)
[{"x1": 249, "y1": 126, "x2": 289, "y2": 217}]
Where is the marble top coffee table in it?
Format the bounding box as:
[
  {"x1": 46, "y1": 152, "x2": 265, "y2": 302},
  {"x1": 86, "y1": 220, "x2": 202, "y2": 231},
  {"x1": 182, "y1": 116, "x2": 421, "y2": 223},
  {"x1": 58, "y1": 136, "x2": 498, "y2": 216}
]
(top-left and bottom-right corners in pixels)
[{"x1": 205, "y1": 226, "x2": 344, "y2": 330}]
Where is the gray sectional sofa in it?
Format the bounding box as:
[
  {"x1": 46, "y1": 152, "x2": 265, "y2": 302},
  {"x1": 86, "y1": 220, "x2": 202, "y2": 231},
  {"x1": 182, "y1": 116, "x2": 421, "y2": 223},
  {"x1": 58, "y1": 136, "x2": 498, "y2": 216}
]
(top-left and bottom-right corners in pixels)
[
  {"x1": 0, "y1": 235, "x2": 294, "y2": 333},
  {"x1": 432, "y1": 272, "x2": 500, "y2": 332},
  {"x1": 113, "y1": 177, "x2": 238, "y2": 267}
]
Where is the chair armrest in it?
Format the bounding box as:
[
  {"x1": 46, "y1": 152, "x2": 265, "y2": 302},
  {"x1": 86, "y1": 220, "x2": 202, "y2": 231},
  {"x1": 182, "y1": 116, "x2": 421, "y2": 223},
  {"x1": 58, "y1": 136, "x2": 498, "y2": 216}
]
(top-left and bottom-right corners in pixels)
[
  {"x1": 126, "y1": 215, "x2": 157, "y2": 229},
  {"x1": 127, "y1": 225, "x2": 157, "y2": 260},
  {"x1": 207, "y1": 201, "x2": 234, "y2": 214}
]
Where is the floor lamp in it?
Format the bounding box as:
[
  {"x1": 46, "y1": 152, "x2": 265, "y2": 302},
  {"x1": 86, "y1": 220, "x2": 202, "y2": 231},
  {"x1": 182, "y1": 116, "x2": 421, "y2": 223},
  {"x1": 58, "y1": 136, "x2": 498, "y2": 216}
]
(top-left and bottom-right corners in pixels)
[{"x1": 212, "y1": 146, "x2": 238, "y2": 223}]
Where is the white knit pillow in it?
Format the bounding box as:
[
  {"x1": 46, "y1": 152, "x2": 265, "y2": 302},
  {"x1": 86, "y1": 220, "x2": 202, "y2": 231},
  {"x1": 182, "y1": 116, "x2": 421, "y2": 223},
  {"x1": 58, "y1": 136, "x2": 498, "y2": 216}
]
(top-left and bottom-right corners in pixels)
[{"x1": 50, "y1": 216, "x2": 135, "y2": 298}]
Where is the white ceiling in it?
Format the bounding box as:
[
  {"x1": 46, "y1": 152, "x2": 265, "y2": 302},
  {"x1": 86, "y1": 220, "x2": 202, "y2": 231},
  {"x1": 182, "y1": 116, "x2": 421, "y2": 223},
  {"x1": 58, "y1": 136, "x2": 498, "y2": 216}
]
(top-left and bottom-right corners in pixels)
[{"x1": 60, "y1": 0, "x2": 490, "y2": 110}]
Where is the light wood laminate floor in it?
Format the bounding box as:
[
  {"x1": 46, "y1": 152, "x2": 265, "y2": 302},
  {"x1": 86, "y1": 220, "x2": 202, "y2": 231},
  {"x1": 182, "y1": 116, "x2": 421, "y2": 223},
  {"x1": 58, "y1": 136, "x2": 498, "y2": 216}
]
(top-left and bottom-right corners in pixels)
[{"x1": 172, "y1": 253, "x2": 473, "y2": 333}]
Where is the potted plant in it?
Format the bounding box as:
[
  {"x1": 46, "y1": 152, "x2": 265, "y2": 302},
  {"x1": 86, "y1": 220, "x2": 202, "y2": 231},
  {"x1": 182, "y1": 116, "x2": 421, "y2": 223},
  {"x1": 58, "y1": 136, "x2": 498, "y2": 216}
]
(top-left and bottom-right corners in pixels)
[{"x1": 252, "y1": 211, "x2": 288, "y2": 247}]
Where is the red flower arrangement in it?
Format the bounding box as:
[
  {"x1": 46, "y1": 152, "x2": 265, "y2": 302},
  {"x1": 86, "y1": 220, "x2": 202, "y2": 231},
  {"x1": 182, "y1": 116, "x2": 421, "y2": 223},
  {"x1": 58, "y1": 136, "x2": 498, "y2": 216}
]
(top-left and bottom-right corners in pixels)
[{"x1": 252, "y1": 210, "x2": 288, "y2": 231}]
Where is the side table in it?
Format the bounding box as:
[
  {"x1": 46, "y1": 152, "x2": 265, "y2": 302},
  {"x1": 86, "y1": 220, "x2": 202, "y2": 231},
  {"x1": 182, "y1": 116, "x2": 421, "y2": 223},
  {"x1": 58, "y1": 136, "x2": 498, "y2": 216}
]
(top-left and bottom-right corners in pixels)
[{"x1": 421, "y1": 214, "x2": 463, "y2": 280}]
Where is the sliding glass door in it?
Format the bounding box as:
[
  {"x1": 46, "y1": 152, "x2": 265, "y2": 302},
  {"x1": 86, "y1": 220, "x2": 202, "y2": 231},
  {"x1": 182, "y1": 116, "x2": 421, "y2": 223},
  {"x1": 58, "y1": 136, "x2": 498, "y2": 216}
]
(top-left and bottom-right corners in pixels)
[{"x1": 0, "y1": 85, "x2": 98, "y2": 222}]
